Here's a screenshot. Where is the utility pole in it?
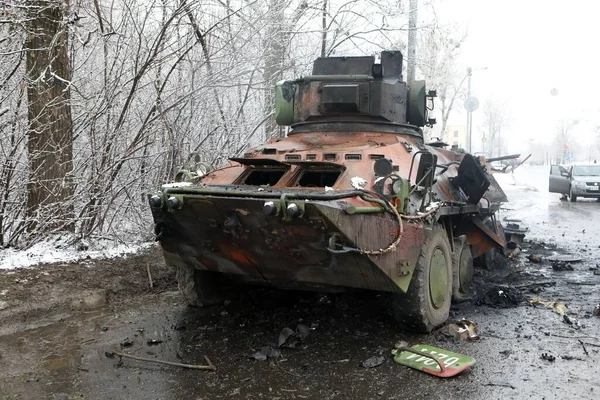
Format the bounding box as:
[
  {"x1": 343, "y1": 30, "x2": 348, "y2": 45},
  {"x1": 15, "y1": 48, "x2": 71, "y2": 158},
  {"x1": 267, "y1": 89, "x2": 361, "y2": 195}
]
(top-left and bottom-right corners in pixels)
[
  {"x1": 466, "y1": 67, "x2": 472, "y2": 152},
  {"x1": 407, "y1": 0, "x2": 418, "y2": 83}
]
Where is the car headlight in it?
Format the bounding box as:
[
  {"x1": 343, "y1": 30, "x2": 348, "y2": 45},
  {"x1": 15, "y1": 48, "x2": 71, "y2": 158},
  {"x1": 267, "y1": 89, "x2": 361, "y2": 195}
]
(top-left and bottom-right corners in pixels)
[{"x1": 574, "y1": 181, "x2": 586, "y2": 188}]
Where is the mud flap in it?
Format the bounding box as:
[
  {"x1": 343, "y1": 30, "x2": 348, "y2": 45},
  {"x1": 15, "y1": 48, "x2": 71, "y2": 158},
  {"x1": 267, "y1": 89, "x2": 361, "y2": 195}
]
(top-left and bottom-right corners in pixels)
[{"x1": 391, "y1": 344, "x2": 475, "y2": 377}]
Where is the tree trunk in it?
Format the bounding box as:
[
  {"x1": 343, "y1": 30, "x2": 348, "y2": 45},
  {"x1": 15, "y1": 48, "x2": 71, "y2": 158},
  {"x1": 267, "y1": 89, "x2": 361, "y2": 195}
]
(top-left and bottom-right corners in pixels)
[{"x1": 25, "y1": 0, "x2": 74, "y2": 232}]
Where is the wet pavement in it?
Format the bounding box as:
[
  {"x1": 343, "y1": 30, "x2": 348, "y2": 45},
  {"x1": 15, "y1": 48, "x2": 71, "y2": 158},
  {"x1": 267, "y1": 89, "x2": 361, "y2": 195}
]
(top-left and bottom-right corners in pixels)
[{"x1": 2, "y1": 166, "x2": 600, "y2": 399}]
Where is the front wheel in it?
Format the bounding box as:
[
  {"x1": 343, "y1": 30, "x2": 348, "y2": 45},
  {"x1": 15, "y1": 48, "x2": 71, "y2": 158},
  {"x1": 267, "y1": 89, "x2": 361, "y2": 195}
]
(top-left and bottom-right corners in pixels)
[
  {"x1": 452, "y1": 241, "x2": 474, "y2": 303},
  {"x1": 569, "y1": 186, "x2": 578, "y2": 202},
  {"x1": 392, "y1": 225, "x2": 453, "y2": 332}
]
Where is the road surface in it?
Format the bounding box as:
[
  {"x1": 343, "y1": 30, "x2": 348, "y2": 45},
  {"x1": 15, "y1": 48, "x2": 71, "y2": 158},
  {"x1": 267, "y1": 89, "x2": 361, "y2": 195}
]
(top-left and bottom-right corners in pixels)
[{"x1": 1, "y1": 166, "x2": 599, "y2": 400}]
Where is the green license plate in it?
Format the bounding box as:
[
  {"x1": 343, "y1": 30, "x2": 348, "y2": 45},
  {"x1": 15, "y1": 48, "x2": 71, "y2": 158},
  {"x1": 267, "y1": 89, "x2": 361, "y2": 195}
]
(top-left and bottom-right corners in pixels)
[{"x1": 392, "y1": 344, "x2": 475, "y2": 378}]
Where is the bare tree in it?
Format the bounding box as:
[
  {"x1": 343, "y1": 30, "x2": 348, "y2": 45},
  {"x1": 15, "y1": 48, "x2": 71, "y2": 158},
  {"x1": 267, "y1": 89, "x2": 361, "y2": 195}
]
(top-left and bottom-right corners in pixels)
[
  {"x1": 416, "y1": 22, "x2": 467, "y2": 141},
  {"x1": 0, "y1": 0, "x2": 433, "y2": 248},
  {"x1": 553, "y1": 119, "x2": 578, "y2": 164},
  {"x1": 24, "y1": 0, "x2": 75, "y2": 232},
  {"x1": 481, "y1": 98, "x2": 510, "y2": 157}
]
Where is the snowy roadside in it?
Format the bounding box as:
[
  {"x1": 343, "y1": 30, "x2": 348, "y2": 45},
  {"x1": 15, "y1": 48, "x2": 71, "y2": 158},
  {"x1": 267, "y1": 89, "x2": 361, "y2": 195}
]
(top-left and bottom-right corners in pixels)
[{"x1": 0, "y1": 234, "x2": 154, "y2": 270}]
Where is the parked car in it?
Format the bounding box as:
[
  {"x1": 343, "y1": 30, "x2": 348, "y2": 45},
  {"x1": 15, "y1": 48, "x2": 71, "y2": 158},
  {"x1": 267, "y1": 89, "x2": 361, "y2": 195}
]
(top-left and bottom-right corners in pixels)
[{"x1": 549, "y1": 164, "x2": 600, "y2": 201}]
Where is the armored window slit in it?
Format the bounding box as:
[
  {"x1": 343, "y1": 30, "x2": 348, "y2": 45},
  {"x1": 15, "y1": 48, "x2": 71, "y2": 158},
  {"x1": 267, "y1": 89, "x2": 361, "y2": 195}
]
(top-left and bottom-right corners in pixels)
[
  {"x1": 243, "y1": 169, "x2": 286, "y2": 186},
  {"x1": 296, "y1": 169, "x2": 342, "y2": 187}
]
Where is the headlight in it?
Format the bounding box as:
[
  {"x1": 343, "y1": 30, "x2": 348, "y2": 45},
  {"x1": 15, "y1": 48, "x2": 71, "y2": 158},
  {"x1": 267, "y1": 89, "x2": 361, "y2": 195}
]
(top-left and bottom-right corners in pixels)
[{"x1": 574, "y1": 181, "x2": 586, "y2": 188}]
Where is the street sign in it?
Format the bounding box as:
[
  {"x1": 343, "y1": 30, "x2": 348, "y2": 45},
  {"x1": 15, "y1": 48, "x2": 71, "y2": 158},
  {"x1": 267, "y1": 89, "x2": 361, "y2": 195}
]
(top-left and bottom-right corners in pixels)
[{"x1": 464, "y1": 96, "x2": 480, "y2": 112}]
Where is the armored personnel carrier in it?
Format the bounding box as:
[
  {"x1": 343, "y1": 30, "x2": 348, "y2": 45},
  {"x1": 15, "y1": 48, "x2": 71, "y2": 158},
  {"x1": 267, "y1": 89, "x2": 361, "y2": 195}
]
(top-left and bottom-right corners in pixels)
[{"x1": 149, "y1": 51, "x2": 507, "y2": 332}]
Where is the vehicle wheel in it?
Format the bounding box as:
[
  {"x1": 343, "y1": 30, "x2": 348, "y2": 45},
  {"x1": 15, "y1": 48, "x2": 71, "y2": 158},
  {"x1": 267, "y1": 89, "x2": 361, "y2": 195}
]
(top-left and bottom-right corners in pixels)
[
  {"x1": 392, "y1": 225, "x2": 453, "y2": 332},
  {"x1": 452, "y1": 241, "x2": 474, "y2": 303},
  {"x1": 569, "y1": 186, "x2": 577, "y2": 202},
  {"x1": 176, "y1": 265, "x2": 229, "y2": 307}
]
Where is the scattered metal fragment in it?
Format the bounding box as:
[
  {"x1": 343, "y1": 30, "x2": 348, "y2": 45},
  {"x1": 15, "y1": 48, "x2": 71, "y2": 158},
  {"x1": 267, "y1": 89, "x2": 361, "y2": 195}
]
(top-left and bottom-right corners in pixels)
[
  {"x1": 147, "y1": 339, "x2": 163, "y2": 345},
  {"x1": 361, "y1": 355, "x2": 385, "y2": 368},
  {"x1": 593, "y1": 304, "x2": 600, "y2": 317},
  {"x1": 106, "y1": 351, "x2": 216, "y2": 371},
  {"x1": 563, "y1": 315, "x2": 573, "y2": 325},
  {"x1": 120, "y1": 337, "x2": 134, "y2": 348}
]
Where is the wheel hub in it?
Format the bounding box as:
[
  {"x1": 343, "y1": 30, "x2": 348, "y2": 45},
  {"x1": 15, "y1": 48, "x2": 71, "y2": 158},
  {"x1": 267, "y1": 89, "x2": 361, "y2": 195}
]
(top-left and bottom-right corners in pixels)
[{"x1": 429, "y1": 248, "x2": 448, "y2": 309}]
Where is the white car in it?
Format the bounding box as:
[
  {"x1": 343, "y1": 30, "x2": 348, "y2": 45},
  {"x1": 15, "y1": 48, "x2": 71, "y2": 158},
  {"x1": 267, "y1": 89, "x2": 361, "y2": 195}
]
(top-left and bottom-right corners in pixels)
[{"x1": 549, "y1": 164, "x2": 600, "y2": 201}]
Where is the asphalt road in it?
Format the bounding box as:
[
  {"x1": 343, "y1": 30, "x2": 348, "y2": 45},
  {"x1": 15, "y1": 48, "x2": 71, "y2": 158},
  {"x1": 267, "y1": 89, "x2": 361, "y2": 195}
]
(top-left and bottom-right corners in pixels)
[{"x1": 1, "y1": 165, "x2": 600, "y2": 400}]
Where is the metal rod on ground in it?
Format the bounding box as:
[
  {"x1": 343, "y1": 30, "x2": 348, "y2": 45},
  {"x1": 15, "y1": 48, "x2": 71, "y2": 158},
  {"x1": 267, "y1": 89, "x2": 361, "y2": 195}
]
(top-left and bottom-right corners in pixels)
[
  {"x1": 146, "y1": 263, "x2": 153, "y2": 289},
  {"x1": 107, "y1": 351, "x2": 216, "y2": 371}
]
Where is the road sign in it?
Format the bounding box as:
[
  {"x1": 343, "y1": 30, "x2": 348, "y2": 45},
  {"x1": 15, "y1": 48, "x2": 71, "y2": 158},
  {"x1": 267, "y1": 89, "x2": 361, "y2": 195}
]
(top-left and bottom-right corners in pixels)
[{"x1": 464, "y1": 96, "x2": 480, "y2": 112}]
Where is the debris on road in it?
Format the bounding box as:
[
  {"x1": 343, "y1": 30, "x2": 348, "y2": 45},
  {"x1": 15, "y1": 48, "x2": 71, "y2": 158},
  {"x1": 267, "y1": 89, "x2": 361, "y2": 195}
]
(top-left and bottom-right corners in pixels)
[
  {"x1": 147, "y1": 339, "x2": 163, "y2": 345},
  {"x1": 251, "y1": 324, "x2": 311, "y2": 361},
  {"x1": 477, "y1": 286, "x2": 523, "y2": 308},
  {"x1": 540, "y1": 353, "x2": 555, "y2": 362},
  {"x1": 507, "y1": 246, "x2": 521, "y2": 260},
  {"x1": 392, "y1": 344, "x2": 475, "y2": 378},
  {"x1": 278, "y1": 324, "x2": 311, "y2": 348},
  {"x1": 394, "y1": 340, "x2": 409, "y2": 349},
  {"x1": 503, "y1": 222, "x2": 528, "y2": 249},
  {"x1": 546, "y1": 255, "x2": 582, "y2": 263},
  {"x1": 593, "y1": 304, "x2": 600, "y2": 317},
  {"x1": 251, "y1": 345, "x2": 281, "y2": 361},
  {"x1": 439, "y1": 319, "x2": 479, "y2": 341},
  {"x1": 361, "y1": 355, "x2": 385, "y2": 368},
  {"x1": 527, "y1": 254, "x2": 542, "y2": 263},
  {"x1": 0, "y1": 300, "x2": 8, "y2": 311},
  {"x1": 106, "y1": 351, "x2": 216, "y2": 371},
  {"x1": 552, "y1": 261, "x2": 574, "y2": 271},
  {"x1": 528, "y1": 298, "x2": 567, "y2": 316},
  {"x1": 120, "y1": 337, "x2": 134, "y2": 348}
]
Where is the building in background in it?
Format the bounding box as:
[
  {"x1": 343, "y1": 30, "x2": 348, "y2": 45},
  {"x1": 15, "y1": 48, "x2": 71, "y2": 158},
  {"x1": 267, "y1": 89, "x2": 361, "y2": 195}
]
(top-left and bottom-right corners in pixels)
[{"x1": 444, "y1": 125, "x2": 467, "y2": 150}]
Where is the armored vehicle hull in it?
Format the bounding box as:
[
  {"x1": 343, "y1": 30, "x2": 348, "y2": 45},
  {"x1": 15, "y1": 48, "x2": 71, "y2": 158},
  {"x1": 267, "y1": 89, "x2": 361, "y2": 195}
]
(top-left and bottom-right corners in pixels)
[{"x1": 149, "y1": 52, "x2": 508, "y2": 332}]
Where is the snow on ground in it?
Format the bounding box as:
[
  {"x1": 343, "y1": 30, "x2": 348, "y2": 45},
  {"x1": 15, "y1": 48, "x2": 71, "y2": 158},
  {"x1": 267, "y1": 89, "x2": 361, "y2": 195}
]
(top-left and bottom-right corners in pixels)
[{"x1": 0, "y1": 235, "x2": 154, "y2": 270}]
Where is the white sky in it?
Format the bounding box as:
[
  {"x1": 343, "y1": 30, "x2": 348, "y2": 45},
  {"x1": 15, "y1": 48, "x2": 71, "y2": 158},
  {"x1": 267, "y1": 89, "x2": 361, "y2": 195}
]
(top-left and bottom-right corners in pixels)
[{"x1": 435, "y1": 0, "x2": 600, "y2": 152}]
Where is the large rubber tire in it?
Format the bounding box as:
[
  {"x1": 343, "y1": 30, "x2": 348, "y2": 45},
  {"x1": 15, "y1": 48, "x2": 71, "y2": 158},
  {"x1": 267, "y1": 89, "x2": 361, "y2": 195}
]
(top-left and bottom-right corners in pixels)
[
  {"x1": 452, "y1": 241, "x2": 474, "y2": 303},
  {"x1": 177, "y1": 265, "x2": 228, "y2": 307},
  {"x1": 569, "y1": 186, "x2": 577, "y2": 202},
  {"x1": 392, "y1": 226, "x2": 453, "y2": 332}
]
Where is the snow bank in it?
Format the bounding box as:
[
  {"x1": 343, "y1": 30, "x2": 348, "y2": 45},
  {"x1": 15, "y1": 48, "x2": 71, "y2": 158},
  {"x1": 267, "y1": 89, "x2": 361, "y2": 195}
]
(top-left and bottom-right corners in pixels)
[{"x1": 0, "y1": 235, "x2": 153, "y2": 270}]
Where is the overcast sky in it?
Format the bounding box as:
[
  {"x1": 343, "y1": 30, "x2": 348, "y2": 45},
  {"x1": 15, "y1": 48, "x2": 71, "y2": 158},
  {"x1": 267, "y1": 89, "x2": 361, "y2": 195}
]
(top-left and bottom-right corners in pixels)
[{"x1": 435, "y1": 0, "x2": 600, "y2": 152}]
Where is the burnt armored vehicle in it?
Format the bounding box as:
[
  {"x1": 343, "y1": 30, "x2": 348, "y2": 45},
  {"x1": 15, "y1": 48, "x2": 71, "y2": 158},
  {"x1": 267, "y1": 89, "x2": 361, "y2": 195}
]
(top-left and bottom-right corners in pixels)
[{"x1": 149, "y1": 51, "x2": 507, "y2": 332}]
